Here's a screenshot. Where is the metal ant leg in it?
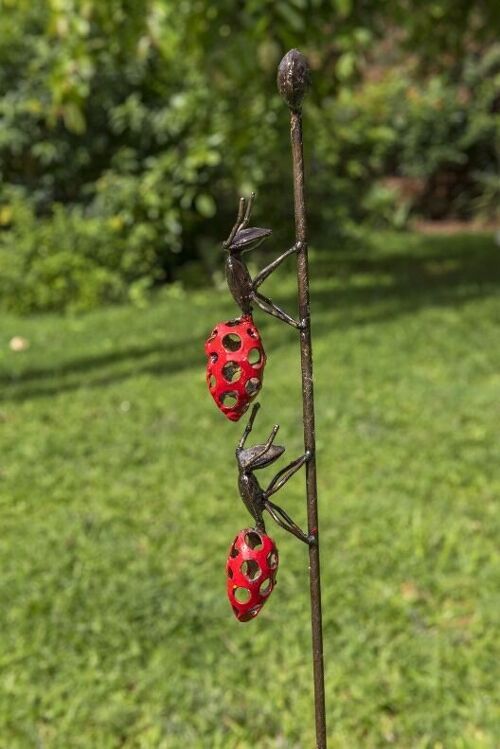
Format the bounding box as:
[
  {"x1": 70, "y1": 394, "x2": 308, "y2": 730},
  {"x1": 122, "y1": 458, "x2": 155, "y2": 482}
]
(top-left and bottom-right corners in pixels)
[
  {"x1": 265, "y1": 451, "x2": 310, "y2": 497},
  {"x1": 264, "y1": 498, "x2": 310, "y2": 544},
  {"x1": 262, "y1": 450, "x2": 313, "y2": 544},
  {"x1": 253, "y1": 290, "x2": 302, "y2": 329},
  {"x1": 253, "y1": 243, "x2": 301, "y2": 289}
]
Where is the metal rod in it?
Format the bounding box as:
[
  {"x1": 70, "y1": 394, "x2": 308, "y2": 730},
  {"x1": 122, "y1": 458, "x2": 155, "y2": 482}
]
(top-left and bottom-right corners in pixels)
[{"x1": 278, "y1": 49, "x2": 327, "y2": 748}]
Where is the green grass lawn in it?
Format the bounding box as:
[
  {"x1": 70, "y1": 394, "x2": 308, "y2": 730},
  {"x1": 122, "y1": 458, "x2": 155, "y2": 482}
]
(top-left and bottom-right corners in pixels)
[{"x1": 1, "y1": 231, "x2": 499, "y2": 748}]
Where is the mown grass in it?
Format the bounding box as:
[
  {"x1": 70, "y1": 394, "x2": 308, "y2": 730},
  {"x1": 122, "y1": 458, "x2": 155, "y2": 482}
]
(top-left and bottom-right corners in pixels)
[{"x1": 0, "y1": 231, "x2": 499, "y2": 748}]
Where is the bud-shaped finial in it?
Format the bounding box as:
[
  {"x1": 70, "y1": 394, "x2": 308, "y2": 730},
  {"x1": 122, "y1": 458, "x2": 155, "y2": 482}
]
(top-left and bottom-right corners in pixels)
[{"x1": 277, "y1": 49, "x2": 310, "y2": 111}]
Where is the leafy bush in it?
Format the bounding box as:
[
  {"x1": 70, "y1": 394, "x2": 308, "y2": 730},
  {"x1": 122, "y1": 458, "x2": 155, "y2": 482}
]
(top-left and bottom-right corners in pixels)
[
  {"x1": 0, "y1": 193, "x2": 162, "y2": 313},
  {"x1": 312, "y1": 46, "x2": 500, "y2": 226},
  {"x1": 0, "y1": 2, "x2": 498, "y2": 312}
]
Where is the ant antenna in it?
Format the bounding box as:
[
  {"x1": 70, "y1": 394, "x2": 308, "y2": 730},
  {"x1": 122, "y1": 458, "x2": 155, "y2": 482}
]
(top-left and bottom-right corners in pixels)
[
  {"x1": 239, "y1": 191, "x2": 255, "y2": 230},
  {"x1": 247, "y1": 424, "x2": 279, "y2": 467},
  {"x1": 222, "y1": 192, "x2": 256, "y2": 248},
  {"x1": 223, "y1": 196, "x2": 246, "y2": 248}
]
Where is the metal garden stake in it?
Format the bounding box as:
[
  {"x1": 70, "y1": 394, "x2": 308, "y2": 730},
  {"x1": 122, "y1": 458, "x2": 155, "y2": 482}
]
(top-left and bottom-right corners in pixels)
[
  {"x1": 203, "y1": 47, "x2": 327, "y2": 748},
  {"x1": 278, "y1": 48, "x2": 328, "y2": 749}
]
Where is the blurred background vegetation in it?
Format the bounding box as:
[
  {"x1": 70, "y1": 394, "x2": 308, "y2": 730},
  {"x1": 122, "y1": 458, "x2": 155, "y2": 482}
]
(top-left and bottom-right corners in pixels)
[
  {"x1": 0, "y1": 0, "x2": 498, "y2": 313},
  {"x1": 1, "y1": 4, "x2": 500, "y2": 748}
]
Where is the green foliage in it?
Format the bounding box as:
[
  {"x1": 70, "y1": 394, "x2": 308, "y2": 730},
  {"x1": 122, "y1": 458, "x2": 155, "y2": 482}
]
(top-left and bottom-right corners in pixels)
[
  {"x1": 0, "y1": 1, "x2": 498, "y2": 312},
  {"x1": 1, "y1": 232, "x2": 499, "y2": 747},
  {"x1": 393, "y1": 47, "x2": 500, "y2": 219},
  {"x1": 0, "y1": 193, "x2": 161, "y2": 313},
  {"x1": 313, "y1": 47, "x2": 500, "y2": 225}
]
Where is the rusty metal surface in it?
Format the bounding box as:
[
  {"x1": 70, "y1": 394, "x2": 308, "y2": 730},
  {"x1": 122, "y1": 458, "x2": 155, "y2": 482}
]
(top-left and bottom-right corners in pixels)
[
  {"x1": 277, "y1": 48, "x2": 311, "y2": 112},
  {"x1": 278, "y1": 49, "x2": 328, "y2": 749}
]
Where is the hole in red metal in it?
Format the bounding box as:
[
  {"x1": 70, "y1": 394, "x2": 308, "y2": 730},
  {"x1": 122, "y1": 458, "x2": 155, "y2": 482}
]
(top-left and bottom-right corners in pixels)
[
  {"x1": 245, "y1": 531, "x2": 263, "y2": 550},
  {"x1": 259, "y1": 578, "x2": 272, "y2": 596},
  {"x1": 208, "y1": 374, "x2": 216, "y2": 389},
  {"x1": 267, "y1": 551, "x2": 278, "y2": 569},
  {"x1": 247, "y1": 328, "x2": 257, "y2": 338},
  {"x1": 225, "y1": 320, "x2": 240, "y2": 327},
  {"x1": 229, "y1": 545, "x2": 239, "y2": 558},
  {"x1": 238, "y1": 611, "x2": 254, "y2": 622},
  {"x1": 222, "y1": 333, "x2": 242, "y2": 352},
  {"x1": 240, "y1": 605, "x2": 262, "y2": 621},
  {"x1": 234, "y1": 586, "x2": 251, "y2": 604},
  {"x1": 245, "y1": 377, "x2": 261, "y2": 395},
  {"x1": 222, "y1": 361, "x2": 242, "y2": 383},
  {"x1": 248, "y1": 347, "x2": 261, "y2": 365},
  {"x1": 240, "y1": 559, "x2": 261, "y2": 582},
  {"x1": 220, "y1": 391, "x2": 238, "y2": 408},
  {"x1": 210, "y1": 352, "x2": 218, "y2": 364}
]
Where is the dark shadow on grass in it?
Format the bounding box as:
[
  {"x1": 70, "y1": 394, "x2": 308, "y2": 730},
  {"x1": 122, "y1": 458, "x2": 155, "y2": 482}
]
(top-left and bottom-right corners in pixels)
[
  {"x1": 309, "y1": 233, "x2": 500, "y2": 326},
  {"x1": 1, "y1": 338, "x2": 203, "y2": 387},
  {"x1": 0, "y1": 337, "x2": 207, "y2": 403},
  {"x1": 1, "y1": 233, "x2": 498, "y2": 403}
]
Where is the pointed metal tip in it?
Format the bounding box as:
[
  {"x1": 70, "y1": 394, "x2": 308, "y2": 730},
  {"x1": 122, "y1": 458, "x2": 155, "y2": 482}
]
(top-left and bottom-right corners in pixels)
[{"x1": 277, "y1": 49, "x2": 310, "y2": 111}]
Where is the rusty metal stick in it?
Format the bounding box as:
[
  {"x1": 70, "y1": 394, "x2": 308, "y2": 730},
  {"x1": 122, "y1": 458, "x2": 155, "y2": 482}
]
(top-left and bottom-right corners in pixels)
[{"x1": 278, "y1": 49, "x2": 327, "y2": 749}]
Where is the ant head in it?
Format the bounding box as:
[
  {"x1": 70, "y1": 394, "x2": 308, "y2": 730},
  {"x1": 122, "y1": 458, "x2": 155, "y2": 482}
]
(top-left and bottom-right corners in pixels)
[
  {"x1": 226, "y1": 226, "x2": 272, "y2": 255},
  {"x1": 237, "y1": 443, "x2": 285, "y2": 471},
  {"x1": 223, "y1": 193, "x2": 271, "y2": 254}
]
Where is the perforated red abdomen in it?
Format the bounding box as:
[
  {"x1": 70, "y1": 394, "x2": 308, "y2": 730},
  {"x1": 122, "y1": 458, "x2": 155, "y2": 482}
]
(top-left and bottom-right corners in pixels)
[
  {"x1": 226, "y1": 528, "x2": 279, "y2": 622},
  {"x1": 205, "y1": 315, "x2": 266, "y2": 421}
]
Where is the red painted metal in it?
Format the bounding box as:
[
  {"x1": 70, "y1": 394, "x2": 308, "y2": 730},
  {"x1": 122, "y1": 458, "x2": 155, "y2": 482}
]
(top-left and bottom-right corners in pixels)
[
  {"x1": 205, "y1": 315, "x2": 266, "y2": 421},
  {"x1": 226, "y1": 528, "x2": 279, "y2": 622}
]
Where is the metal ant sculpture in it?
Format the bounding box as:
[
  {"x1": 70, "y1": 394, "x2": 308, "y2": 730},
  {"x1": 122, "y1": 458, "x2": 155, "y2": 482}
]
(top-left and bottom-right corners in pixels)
[
  {"x1": 205, "y1": 194, "x2": 302, "y2": 421},
  {"x1": 226, "y1": 402, "x2": 314, "y2": 621},
  {"x1": 205, "y1": 49, "x2": 327, "y2": 746},
  {"x1": 223, "y1": 192, "x2": 303, "y2": 330},
  {"x1": 236, "y1": 403, "x2": 313, "y2": 545}
]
